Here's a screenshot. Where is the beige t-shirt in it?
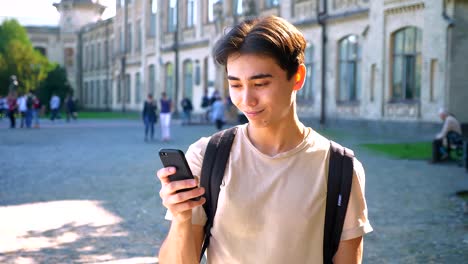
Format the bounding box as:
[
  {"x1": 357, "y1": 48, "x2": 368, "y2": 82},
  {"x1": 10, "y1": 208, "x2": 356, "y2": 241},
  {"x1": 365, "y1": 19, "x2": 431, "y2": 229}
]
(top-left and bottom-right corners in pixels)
[{"x1": 166, "y1": 124, "x2": 373, "y2": 263}]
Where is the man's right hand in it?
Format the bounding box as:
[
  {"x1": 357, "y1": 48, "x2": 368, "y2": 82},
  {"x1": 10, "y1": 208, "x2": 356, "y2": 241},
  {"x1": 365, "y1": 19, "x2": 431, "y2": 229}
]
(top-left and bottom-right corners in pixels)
[{"x1": 157, "y1": 167, "x2": 206, "y2": 223}]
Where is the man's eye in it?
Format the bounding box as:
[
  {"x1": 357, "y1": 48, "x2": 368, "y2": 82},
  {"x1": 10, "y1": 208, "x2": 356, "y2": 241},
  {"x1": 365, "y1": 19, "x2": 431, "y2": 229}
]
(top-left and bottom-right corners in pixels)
[
  {"x1": 230, "y1": 84, "x2": 241, "y2": 88},
  {"x1": 254, "y1": 82, "x2": 269, "y2": 87}
]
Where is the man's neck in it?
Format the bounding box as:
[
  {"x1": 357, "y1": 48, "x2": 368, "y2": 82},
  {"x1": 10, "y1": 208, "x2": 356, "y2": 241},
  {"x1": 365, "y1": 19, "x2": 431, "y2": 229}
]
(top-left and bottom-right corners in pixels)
[{"x1": 246, "y1": 117, "x2": 307, "y2": 157}]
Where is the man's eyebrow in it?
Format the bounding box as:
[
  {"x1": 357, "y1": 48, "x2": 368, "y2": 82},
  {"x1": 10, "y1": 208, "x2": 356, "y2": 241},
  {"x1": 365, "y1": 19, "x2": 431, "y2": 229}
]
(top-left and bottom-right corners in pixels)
[{"x1": 227, "y1": 73, "x2": 273, "y2": 81}]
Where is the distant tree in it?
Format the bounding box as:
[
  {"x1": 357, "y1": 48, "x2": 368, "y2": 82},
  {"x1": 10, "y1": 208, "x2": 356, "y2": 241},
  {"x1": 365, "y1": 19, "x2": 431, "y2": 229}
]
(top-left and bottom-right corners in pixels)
[
  {"x1": 0, "y1": 19, "x2": 52, "y2": 95},
  {"x1": 37, "y1": 65, "x2": 72, "y2": 110}
]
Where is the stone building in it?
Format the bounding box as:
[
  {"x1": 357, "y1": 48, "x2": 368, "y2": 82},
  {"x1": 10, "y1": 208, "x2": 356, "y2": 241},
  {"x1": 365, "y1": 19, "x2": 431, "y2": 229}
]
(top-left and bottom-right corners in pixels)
[
  {"x1": 26, "y1": 0, "x2": 468, "y2": 124},
  {"x1": 27, "y1": 0, "x2": 107, "y2": 101}
]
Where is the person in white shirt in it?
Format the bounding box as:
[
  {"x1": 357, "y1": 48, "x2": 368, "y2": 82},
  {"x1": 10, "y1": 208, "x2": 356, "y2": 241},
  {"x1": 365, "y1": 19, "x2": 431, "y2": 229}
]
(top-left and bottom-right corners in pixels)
[
  {"x1": 156, "y1": 15, "x2": 372, "y2": 263},
  {"x1": 17, "y1": 94, "x2": 27, "y2": 128},
  {"x1": 49, "y1": 93, "x2": 61, "y2": 121},
  {"x1": 431, "y1": 108, "x2": 462, "y2": 163}
]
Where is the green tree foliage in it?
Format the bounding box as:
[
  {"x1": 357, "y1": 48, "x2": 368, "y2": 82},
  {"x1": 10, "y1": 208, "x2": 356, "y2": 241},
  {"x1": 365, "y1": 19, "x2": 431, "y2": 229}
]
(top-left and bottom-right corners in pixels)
[
  {"x1": 37, "y1": 65, "x2": 72, "y2": 109},
  {"x1": 0, "y1": 19, "x2": 52, "y2": 95}
]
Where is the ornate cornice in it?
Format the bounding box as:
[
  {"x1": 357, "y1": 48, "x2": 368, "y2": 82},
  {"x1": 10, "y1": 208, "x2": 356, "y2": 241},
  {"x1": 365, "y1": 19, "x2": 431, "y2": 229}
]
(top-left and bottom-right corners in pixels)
[{"x1": 385, "y1": 2, "x2": 425, "y2": 15}]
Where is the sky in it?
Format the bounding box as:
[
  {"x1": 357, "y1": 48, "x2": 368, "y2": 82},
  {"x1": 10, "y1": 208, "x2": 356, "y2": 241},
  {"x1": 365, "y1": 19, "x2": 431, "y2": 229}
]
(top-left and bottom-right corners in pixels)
[{"x1": 0, "y1": 0, "x2": 116, "y2": 26}]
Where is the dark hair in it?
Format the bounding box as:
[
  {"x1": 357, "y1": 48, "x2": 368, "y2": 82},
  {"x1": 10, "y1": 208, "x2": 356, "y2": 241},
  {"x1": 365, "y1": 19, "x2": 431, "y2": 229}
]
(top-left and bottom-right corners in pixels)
[{"x1": 213, "y1": 16, "x2": 306, "y2": 80}]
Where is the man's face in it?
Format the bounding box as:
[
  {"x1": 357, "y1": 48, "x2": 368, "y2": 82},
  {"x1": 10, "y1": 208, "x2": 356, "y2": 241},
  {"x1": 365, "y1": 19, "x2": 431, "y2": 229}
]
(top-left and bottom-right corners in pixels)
[{"x1": 226, "y1": 53, "x2": 300, "y2": 128}]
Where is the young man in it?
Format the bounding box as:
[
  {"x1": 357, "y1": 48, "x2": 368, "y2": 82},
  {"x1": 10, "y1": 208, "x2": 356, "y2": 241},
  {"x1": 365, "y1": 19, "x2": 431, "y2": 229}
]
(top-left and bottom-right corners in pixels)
[{"x1": 157, "y1": 16, "x2": 372, "y2": 263}]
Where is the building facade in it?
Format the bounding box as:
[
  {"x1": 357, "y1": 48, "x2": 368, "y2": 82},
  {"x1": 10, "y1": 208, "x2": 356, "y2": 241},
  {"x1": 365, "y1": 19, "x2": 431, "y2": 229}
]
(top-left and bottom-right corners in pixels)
[{"x1": 27, "y1": 0, "x2": 468, "y2": 123}]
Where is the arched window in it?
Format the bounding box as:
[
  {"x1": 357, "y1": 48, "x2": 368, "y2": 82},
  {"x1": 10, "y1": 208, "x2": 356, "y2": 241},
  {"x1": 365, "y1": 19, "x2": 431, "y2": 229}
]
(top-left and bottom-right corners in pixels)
[
  {"x1": 183, "y1": 60, "x2": 194, "y2": 100},
  {"x1": 391, "y1": 27, "x2": 422, "y2": 101},
  {"x1": 165, "y1": 63, "x2": 174, "y2": 99},
  {"x1": 338, "y1": 35, "x2": 361, "y2": 102},
  {"x1": 298, "y1": 43, "x2": 314, "y2": 102}
]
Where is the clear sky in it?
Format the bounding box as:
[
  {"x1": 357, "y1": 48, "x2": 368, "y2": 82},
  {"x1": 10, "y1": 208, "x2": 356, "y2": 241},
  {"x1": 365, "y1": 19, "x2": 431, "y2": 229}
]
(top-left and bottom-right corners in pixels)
[{"x1": 0, "y1": 0, "x2": 116, "y2": 26}]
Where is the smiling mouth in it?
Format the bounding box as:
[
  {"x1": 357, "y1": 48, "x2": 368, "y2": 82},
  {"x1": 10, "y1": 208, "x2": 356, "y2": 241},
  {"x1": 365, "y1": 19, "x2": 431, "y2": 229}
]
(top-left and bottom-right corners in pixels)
[{"x1": 244, "y1": 109, "x2": 264, "y2": 116}]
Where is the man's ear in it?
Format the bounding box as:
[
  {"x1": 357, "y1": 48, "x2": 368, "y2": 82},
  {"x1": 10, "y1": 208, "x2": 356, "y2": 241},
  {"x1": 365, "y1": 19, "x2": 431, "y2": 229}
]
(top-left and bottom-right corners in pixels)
[{"x1": 293, "y1": 64, "x2": 306, "y2": 91}]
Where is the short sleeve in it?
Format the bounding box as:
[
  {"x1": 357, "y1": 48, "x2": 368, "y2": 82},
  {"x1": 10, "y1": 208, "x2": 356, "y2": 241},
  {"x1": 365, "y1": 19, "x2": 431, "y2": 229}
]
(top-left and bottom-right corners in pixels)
[
  {"x1": 340, "y1": 158, "x2": 373, "y2": 240},
  {"x1": 164, "y1": 137, "x2": 210, "y2": 226}
]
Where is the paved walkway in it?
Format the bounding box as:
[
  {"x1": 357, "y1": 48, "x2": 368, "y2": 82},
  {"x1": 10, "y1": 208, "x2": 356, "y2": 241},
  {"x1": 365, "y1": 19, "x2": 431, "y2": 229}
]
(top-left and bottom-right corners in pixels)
[{"x1": 0, "y1": 118, "x2": 467, "y2": 263}]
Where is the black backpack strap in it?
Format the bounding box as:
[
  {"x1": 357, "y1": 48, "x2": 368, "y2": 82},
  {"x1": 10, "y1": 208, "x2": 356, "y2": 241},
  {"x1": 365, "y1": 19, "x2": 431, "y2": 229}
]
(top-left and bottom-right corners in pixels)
[
  {"x1": 199, "y1": 127, "x2": 238, "y2": 261},
  {"x1": 323, "y1": 141, "x2": 355, "y2": 264}
]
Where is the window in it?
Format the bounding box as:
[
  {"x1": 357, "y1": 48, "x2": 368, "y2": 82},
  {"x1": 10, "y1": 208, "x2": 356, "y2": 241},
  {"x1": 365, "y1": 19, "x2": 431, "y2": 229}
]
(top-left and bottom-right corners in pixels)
[
  {"x1": 117, "y1": 75, "x2": 122, "y2": 103},
  {"x1": 126, "y1": 74, "x2": 131, "y2": 103},
  {"x1": 104, "y1": 40, "x2": 108, "y2": 66},
  {"x1": 91, "y1": 44, "x2": 95, "y2": 69},
  {"x1": 149, "y1": 0, "x2": 157, "y2": 37},
  {"x1": 187, "y1": 0, "x2": 197, "y2": 27},
  {"x1": 298, "y1": 43, "x2": 314, "y2": 102},
  {"x1": 136, "y1": 20, "x2": 142, "y2": 52},
  {"x1": 97, "y1": 43, "x2": 101, "y2": 68},
  {"x1": 168, "y1": 0, "x2": 177, "y2": 32},
  {"x1": 165, "y1": 63, "x2": 174, "y2": 99},
  {"x1": 64, "y1": 47, "x2": 74, "y2": 67},
  {"x1": 208, "y1": 0, "x2": 221, "y2": 22},
  {"x1": 90, "y1": 81, "x2": 94, "y2": 105},
  {"x1": 127, "y1": 23, "x2": 132, "y2": 52},
  {"x1": 183, "y1": 60, "x2": 193, "y2": 99},
  {"x1": 391, "y1": 27, "x2": 422, "y2": 101},
  {"x1": 430, "y1": 59, "x2": 437, "y2": 102},
  {"x1": 35, "y1": 46, "x2": 47, "y2": 56},
  {"x1": 135, "y1": 72, "x2": 142, "y2": 103},
  {"x1": 103, "y1": 79, "x2": 108, "y2": 105},
  {"x1": 265, "y1": 0, "x2": 279, "y2": 8},
  {"x1": 119, "y1": 27, "x2": 124, "y2": 52},
  {"x1": 84, "y1": 82, "x2": 88, "y2": 104},
  {"x1": 338, "y1": 35, "x2": 361, "y2": 102},
  {"x1": 234, "y1": 0, "x2": 242, "y2": 15},
  {"x1": 149, "y1": 64, "x2": 155, "y2": 95},
  {"x1": 96, "y1": 80, "x2": 101, "y2": 106},
  {"x1": 370, "y1": 64, "x2": 376, "y2": 102},
  {"x1": 84, "y1": 46, "x2": 89, "y2": 69}
]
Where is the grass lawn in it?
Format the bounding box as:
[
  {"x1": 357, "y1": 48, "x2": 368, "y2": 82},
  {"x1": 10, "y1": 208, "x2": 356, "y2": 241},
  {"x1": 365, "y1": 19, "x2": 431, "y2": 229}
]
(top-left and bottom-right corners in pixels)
[
  {"x1": 76, "y1": 111, "x2": 139, "y2": 119},
  {"x1": 360, "y1": 142, "x2": 432, "y2": 160}
]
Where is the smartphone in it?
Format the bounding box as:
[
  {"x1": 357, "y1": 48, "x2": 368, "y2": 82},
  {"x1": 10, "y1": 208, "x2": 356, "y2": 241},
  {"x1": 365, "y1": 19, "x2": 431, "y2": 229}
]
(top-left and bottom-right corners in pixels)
[{"x1": 159, "y1": 148, "x2": 200, "y2": 200}]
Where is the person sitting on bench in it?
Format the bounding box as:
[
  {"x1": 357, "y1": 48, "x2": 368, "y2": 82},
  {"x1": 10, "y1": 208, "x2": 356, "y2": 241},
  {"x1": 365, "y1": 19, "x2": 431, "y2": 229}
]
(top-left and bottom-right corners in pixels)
[{"x1": 431, "y1": 108, "x2": 462, "y2": 163}]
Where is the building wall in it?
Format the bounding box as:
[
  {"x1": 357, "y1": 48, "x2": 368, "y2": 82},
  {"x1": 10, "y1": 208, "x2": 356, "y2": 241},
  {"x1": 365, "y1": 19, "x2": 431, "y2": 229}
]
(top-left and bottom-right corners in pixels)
[
  {"x1": 26, "y1": 0, "x2": 468, "y2": 124},
  {"x1": 448, "y1": 0, "x2": 468, "y2": 121}
]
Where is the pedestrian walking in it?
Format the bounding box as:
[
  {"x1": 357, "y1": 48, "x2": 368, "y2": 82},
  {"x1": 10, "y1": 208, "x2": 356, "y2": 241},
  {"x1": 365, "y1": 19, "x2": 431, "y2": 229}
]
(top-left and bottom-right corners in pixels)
[
  {"x1": 159, "y1": 92, "x2": 172, "y2": 142},
  {"x1": 180, "y1": 97, "x2": 193, "y2": 125},
  {"x1": 50, "y1": 93, "x2": 61, "y2": 121},
  {"x1": 210, "y1": 95, "x2": 225, "y2": 130},
  {"x1": 157, "y1": 16, "x2": 372, "y2": 264},
  {"x1": 31, "y1": 91, "x2": 41, "y2": 128},
  {"x1": 201, "y1": 89, "x2": 210, "y2": 123},
  {"x1": 17, "y1": 94, "x2": 27, "y2": 128},
  {"x1": 65, "y1": 94, "x2": 77, "y2": 122},
  {"x1": 7, "y1": 91, "x2": 17, "y2": 128},
  {"x1": 0, "y1": 95, "x2": 7, "y2": 121},
  {"x1": 142, "y1": 93, "x2": 158, "y2": 141}
]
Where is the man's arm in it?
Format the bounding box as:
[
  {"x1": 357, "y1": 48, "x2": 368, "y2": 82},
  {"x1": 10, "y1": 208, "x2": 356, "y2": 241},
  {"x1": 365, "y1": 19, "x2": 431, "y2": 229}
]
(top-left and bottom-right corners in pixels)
[
  {"x1": 333, "y1": 236, "x2": 363, "y2": 264},
  {"x1": 159, "y1": 223, "x2": 204, "y2": 264},
  {"x1": 156, "y1": 166, "x2": 206, "y2": 264}
]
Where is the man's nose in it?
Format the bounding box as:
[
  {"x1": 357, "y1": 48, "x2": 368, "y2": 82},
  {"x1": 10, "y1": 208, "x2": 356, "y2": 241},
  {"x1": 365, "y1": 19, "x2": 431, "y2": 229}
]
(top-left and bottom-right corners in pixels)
[{"x1": 242, "y1": 87, "x2": 258, "y2": 107}]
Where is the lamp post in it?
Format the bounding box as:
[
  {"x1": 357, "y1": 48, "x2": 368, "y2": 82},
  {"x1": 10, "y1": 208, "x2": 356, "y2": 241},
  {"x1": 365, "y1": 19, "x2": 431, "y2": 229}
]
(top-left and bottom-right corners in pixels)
[
  {"x1": 121, "y1": 0, "x2": 128, "y2": 112},
  {"x1": 173, "y1": 0, "x2": 180, "y2": 116},
  {"x1": 9, "y1": 75, "x2": 18, "y2": 93}
]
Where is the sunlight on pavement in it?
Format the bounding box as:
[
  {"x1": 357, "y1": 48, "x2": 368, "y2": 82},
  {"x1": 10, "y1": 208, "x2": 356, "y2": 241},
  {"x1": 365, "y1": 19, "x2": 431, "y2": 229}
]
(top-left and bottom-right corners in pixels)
[
  {"x1": 94, "y1": 257, "x2": 159, "y2": 264},
  {"x1": 0, "y1": 200, "x2": 126, "y2": 253}
]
